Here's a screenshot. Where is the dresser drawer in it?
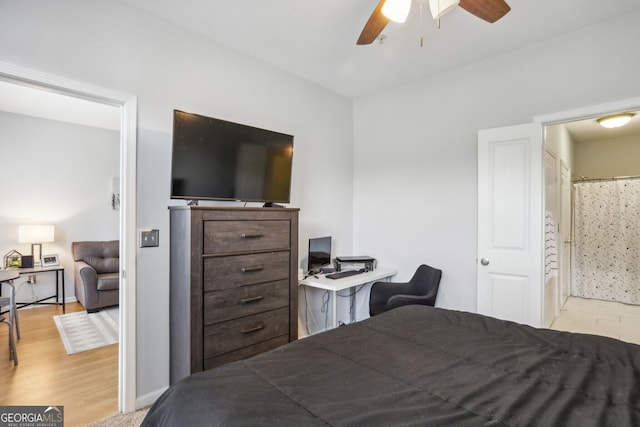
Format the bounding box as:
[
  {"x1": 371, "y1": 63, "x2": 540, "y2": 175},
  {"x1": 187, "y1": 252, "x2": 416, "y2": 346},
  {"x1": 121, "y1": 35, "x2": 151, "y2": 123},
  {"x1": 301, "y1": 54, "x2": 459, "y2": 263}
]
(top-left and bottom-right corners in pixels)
[
  {"x1": 204, "y1": 335, "x2": 289, "y2": 371},
  {"x1": 203, "y1": 251, "x2": 289, "y2": 291},
  {"x1": 204, "y1": 279, "x2": 289, "y2": 325},
  {"x1": 203, "y1": 307, "x2": 289, "y2": 359},
  {"x1": 203, "y1": 220, "x2": 290, "y2": 254}
]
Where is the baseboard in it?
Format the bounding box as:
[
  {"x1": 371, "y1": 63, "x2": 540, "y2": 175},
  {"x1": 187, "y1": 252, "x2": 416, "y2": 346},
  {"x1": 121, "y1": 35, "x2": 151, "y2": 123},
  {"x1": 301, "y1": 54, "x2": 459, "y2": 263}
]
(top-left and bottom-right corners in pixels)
[{"x1": 136, "y1": 387, "x2": 167, "y2": 409}]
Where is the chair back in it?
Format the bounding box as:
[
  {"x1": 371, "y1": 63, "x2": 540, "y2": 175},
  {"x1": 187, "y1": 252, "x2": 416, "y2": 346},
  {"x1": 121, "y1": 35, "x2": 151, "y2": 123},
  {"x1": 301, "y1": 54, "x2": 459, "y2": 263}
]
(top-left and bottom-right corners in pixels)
[
  {"x1": 71, "y1": 240, "x2": 119, "y2": 274},
  {"x1": 409, "y1": 264, "x2": 442, "y2": 295}
]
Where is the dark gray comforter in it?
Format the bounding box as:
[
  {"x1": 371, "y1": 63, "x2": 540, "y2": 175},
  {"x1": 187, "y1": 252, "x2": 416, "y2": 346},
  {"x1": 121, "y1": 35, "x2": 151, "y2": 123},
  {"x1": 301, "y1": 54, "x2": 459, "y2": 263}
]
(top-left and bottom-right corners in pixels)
[{"x1": 142, "y1": 305, "x2": 640, "y2": 426}]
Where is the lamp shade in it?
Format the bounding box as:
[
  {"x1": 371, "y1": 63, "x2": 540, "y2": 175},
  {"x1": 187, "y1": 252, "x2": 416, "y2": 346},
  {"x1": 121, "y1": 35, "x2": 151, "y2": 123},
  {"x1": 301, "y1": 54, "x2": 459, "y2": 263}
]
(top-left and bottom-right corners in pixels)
[
  {"x1": 382, "y1": 0, "x2": 412, "y2": 23},
  {"x1": 18, "y1": 225, "x2": 55, "y2": 243}
]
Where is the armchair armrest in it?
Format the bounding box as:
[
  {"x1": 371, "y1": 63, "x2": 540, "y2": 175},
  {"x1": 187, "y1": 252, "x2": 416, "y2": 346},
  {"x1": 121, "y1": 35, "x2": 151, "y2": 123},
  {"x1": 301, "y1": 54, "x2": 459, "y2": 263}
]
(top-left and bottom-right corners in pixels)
[
  {"x1": 76, "y1": 261, "x2": 98, "y2": 287},
  {"x1": 74, "y1": 261, "x2": 100, "y2": 310}
]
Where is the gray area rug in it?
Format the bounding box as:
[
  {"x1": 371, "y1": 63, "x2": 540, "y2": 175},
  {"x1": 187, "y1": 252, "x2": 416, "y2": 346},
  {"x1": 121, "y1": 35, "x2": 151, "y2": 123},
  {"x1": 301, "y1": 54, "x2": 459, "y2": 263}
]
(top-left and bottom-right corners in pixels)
[{"x1": 54, "y1": 307, "x2": 119, "y2": 354}]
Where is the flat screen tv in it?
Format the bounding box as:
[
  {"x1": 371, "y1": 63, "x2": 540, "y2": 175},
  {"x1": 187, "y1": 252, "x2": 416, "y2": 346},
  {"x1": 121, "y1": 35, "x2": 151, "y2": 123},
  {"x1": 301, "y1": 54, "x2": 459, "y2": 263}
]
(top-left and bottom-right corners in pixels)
[{"x1": 171, "y1": 110, "x2": 294, "y2": 204}]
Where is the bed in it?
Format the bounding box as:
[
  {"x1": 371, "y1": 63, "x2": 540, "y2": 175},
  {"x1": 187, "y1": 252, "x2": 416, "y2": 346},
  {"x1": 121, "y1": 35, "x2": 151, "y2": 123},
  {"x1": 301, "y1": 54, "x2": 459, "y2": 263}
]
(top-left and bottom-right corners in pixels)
[{"x1": 142, "y1": 305, "x2": 640, "y2": 426}]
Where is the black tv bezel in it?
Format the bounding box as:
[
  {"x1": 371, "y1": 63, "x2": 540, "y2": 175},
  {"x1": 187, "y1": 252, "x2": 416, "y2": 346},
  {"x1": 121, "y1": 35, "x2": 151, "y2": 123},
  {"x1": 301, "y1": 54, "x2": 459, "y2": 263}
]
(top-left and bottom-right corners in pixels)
[{"x1": 170, "y1": 110, "x2": 294, "y2": 204}]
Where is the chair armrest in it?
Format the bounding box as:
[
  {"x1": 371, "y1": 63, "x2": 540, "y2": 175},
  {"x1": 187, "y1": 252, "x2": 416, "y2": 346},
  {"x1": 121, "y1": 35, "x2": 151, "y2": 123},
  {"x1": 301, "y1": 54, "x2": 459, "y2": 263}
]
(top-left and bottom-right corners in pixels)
[
  {"x1": 369, "y1": 281, "x2": 412, "y2": 306},
  {"x1": 76, "y1": 261, "x2": 98, "y2": 288},
  {"x1": 386, "y1": 292, "x2": 437, "y2": 310},
  {"x1": 74, "y1": 260, "x2": 102, "y2": 311}
]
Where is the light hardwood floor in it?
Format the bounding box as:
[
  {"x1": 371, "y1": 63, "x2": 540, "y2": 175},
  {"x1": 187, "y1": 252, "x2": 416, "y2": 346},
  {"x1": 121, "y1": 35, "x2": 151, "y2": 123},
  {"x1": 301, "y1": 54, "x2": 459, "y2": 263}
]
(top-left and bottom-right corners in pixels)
[{"x1": 0, "y1": 302, "x2": 118, "y2": 427}]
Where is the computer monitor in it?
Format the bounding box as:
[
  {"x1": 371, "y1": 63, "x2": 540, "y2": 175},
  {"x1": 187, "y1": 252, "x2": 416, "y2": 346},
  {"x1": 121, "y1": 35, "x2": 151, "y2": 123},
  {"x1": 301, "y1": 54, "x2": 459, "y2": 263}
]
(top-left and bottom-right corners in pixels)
[{"x1": 308, "y1": 236, "x2": 331, "y2": 274}]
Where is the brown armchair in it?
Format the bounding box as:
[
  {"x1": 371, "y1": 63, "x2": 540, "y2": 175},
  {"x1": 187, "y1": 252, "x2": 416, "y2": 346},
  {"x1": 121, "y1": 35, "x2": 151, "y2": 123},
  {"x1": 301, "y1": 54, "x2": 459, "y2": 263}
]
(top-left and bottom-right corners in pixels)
[{"x1": 71, "y1": 240, "x2": 119, "y2": 313}]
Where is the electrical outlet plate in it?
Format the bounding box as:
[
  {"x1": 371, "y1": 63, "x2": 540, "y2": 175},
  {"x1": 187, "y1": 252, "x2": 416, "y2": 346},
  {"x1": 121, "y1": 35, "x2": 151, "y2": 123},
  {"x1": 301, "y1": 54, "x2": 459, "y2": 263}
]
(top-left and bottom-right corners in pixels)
[{"x1": 140, "y1": 229, "x2": 159, "y2": 248}]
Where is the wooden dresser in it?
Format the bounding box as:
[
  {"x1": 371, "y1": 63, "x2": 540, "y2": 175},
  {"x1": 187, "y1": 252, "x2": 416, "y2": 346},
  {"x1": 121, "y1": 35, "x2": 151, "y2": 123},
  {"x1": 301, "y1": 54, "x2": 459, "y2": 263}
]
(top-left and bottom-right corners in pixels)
[{"x1": 169, "y1": 206, "x2": 299, "y2": 384}]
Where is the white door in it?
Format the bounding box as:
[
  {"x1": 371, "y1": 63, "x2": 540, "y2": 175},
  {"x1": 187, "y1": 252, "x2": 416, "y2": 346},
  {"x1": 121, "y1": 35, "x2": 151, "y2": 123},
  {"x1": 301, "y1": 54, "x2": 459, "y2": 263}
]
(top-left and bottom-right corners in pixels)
[{"x1": 477, "y1": 123, "x2": 543, "y2": 327}]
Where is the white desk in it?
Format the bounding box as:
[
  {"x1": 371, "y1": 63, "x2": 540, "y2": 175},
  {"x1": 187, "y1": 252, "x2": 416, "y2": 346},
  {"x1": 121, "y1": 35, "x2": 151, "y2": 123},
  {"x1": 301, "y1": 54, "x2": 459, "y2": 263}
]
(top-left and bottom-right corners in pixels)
[{"x1": 300, "y1": 267, "x2": 396, "y2": 330}]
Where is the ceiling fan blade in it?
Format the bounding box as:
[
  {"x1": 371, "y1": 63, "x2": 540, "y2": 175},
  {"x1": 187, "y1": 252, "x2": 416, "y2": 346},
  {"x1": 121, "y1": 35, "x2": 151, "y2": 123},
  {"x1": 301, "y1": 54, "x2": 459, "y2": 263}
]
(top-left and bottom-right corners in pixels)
[
  {"x1": 357, "y1": 0, "x2": 390, "y2": 45},
  {"x1": 459, "y1": 0, "x2": 510, "y2": 23}
]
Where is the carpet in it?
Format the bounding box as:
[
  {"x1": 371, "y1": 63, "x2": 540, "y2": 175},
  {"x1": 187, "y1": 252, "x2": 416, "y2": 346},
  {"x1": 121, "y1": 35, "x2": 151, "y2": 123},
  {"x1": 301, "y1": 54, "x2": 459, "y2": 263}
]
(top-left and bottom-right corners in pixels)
[
  {"x1": 54, "y1": 307, "x2": 119, "y2": 355},
  {"x1": 86, "y1": 407, "x2": 149, "y2": 427}
]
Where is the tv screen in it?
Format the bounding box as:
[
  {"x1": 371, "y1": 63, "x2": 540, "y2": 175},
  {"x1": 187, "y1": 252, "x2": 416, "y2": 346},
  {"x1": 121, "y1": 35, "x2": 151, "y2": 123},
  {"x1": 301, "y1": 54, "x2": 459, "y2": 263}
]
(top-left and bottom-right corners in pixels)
[
  {"x1": 171, "y1": 110, "x2": 294, "y2": 203},
  {"x1": 308, "y1": 236, "x2": 331, "y2": 273}
]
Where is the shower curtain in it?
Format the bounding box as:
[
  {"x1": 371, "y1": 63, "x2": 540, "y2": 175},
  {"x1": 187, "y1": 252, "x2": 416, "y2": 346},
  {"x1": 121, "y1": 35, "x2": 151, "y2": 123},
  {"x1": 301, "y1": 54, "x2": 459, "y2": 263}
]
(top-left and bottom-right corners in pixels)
[{"x1": 571, "y1": 179, "x2": 640, "y2": 305}]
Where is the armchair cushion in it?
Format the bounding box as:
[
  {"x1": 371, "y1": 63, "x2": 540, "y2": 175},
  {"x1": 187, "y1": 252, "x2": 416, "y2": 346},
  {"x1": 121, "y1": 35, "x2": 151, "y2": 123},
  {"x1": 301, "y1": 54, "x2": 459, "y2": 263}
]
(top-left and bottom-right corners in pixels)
[{"x1": 97, "y1": 273, "x2": 119, "y2": 291}]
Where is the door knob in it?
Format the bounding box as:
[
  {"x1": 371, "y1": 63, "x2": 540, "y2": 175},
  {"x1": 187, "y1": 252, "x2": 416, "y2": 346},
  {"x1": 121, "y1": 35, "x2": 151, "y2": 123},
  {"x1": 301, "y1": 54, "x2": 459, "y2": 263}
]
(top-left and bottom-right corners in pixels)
[{"x1": 480, "y1": 258, "x2": 490, "y2": 266}]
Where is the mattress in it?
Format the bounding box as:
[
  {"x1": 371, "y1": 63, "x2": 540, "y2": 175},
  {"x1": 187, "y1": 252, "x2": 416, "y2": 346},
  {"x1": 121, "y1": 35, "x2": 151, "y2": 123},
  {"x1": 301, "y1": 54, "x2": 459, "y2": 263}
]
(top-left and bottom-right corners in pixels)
[{"x1": 142, "y1": 305, "x2": 640, "y2": 426}]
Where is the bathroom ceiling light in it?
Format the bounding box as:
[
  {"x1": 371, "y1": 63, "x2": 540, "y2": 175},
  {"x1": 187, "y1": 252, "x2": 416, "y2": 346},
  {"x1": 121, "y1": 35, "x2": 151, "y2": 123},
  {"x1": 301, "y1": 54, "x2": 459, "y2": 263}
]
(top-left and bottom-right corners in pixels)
[{"x1": 597, "y1": 113, "x2": 635, "y2": 129}]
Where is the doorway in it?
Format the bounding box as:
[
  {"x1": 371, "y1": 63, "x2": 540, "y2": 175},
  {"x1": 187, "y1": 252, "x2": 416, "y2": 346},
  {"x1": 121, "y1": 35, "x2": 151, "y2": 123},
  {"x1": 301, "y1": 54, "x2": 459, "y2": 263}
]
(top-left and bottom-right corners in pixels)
[
  {"x1": 0, "y1": 61, "x2": 138, "y2": 412},
  {"x1": 542, "y1": 104, "x2": 640, "y2": 327},
  {"x1": 477, "y1": 97, "x2": 640, "y2": 329}
]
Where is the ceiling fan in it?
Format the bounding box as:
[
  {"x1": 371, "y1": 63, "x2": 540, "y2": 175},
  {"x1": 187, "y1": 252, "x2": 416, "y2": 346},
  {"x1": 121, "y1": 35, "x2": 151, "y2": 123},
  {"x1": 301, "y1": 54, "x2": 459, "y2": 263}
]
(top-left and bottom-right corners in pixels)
[{"x1": 357, "y1": 0, "x2": 511, "y2": 45}]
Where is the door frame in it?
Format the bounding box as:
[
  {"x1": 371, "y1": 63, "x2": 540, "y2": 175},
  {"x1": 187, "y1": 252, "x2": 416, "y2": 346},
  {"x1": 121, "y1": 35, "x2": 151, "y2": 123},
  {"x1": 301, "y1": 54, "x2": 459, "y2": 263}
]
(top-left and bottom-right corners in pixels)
[
  {"x1": 534, "y1": 98, "x2": 640, "y2": 131},
  {"x1": 559, "y1": 160, "x2": 571, "y2": 307},
  {"x1": 533, "y1": 96, "x2": 640, "y2": 323},
  {"x1": 0, "y1": 61, "x2": 138, "y2": 413},
  {"x1": 543, "y1": 147, "x2": 558, "y2": 327}
]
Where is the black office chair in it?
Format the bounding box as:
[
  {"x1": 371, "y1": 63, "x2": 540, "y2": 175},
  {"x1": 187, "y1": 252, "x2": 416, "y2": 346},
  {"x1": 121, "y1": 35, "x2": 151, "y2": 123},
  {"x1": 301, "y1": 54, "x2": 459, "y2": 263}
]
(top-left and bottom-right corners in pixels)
[{"x1": 369, "y1": 264, "x2": 442, "y2": 317}]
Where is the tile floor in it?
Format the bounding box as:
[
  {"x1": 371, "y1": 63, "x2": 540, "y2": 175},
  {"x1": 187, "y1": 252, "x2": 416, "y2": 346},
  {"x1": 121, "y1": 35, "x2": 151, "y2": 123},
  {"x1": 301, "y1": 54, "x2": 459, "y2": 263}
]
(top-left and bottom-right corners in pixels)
[{"x1": 550, "y1": 296, "x2": 640, "y2": 345}]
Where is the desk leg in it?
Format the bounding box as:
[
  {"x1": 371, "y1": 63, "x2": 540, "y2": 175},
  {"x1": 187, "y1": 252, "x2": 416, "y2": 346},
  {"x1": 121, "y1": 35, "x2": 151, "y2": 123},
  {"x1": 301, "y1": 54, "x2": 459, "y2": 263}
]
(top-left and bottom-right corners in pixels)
[
  {"x1": 349, "y1": 286, "x2": 356, "y2": 324},
  {"x1": 61, "y1": 270, "x2": 66, "y2": 313},
  {"x1": 332, "y1": 291, "x2": 337, "y2": 329}
]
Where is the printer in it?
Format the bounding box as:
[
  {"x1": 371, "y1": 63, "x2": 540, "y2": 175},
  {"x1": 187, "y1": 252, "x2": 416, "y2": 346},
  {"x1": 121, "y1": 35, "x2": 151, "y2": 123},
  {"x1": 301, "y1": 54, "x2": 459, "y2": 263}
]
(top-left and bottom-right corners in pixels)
[{"x1": 333, "y1": 256, "x2": 377, "y2": 272}]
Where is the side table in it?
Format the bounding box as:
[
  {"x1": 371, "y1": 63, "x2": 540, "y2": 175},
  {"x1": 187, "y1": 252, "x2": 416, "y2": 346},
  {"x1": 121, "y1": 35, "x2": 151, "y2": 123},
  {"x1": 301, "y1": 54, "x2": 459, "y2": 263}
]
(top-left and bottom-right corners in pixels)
[{"x1": 7, "y1": 266, "x2": 66, "y2": 313}]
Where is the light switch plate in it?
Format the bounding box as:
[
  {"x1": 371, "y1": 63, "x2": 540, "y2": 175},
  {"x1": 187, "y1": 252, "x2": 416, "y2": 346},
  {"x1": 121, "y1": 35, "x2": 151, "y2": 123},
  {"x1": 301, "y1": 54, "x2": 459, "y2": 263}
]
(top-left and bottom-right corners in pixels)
[{"x1": 140, "y1": 229, "x2": 159, "y2": 247}]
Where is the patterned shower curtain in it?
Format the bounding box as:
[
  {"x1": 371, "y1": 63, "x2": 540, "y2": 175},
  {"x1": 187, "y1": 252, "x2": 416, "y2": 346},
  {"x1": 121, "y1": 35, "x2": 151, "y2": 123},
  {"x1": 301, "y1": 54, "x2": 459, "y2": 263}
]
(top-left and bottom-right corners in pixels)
[{"x1": 571, "y1": 179, "x2": 640, "y2": 305}]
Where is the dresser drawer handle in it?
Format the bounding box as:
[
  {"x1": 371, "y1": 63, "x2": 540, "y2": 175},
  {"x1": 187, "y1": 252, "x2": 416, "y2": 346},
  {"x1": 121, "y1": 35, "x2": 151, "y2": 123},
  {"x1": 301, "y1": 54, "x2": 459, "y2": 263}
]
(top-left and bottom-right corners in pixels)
[
  {"x1": 241, "y1": 233, "x2": 263, "y2": 239},
  {"x1": 241, "y1": 324, "x2": 264, "y2": 334},
  {"x1": 241, "y1": 265, "x2": 264, "y2": 273},
  {"x1": 241, "y1": 296, "x2": 264, "y2": 304}
]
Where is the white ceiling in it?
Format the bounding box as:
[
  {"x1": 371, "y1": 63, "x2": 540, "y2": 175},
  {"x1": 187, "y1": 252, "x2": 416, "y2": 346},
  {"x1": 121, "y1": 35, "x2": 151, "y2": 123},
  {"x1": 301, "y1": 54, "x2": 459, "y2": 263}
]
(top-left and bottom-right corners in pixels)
[
  {"x1": 0, "y1": 80, "x2": 120, "y2": 131},
  {"x1": 1, "y1": 0, "x2": 639, "y2": 140},
  {"x1": 119, "y1": 0, "x2": 640, "y2": 99}
]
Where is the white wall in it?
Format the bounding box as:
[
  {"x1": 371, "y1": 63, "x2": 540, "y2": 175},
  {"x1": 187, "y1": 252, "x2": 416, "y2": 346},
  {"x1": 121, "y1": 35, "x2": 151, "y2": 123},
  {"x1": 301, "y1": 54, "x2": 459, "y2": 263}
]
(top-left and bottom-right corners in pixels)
[
  {"x1": 574, "y1": 134, "x2": 640, "y2": 178},
  {"x1": 353, "y1": 10, "x2": 640, "y2": 312},
  {"x1": 0, "y1": 0, "x2": 353, "y2": 404},
  {"x1": 0, "y1": 112, "x2": 119, "y2": 303}
]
